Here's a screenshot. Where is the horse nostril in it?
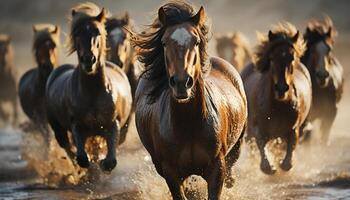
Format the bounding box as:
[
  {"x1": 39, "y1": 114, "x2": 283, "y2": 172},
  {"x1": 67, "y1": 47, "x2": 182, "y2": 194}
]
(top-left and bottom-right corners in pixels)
[
  {"x1": 169, "y1": 76, "x2": 176, "y2": 87},
  {"x1": 185, "y1": 76, "x2": 194, "y2": 89},
  {"x1": 324, "y1": 71, "x2": 329, "y2": 78}
]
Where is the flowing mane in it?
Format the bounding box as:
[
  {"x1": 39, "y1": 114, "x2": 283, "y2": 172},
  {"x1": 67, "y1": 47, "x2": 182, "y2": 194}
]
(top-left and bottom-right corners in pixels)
[
  {"x1": 304, "y1": 16, "x2": 336, "y2": 49},
  {"x1": 254, "y1": 22, "x2": 306, "y2": 72},
  {"x1": 32, "y1": 24, "x2": 60, "y2": 61},
  {"x1": 66, "y1": 2, "x2": 107, "y2": 56},
  {"x1": 133, "y1": 0, "x2": 210, "y2": 103}
]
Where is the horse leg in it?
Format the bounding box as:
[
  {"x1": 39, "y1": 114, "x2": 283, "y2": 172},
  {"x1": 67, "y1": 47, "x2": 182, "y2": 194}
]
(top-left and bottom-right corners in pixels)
[
  {"x1": 118, "y1": 114, "x2": 132, "y2": 145},
  {"x1": 11, "y1": 98, "x2": 19, "y2": 126},
  {"x1": 205, "y1": 154, "x2": 225, "y2": 200},
  {"x1": 162, "y1": 163, "x2": 186, "y2": 200},
  {"x1": 320, "y1": 107, "x2": 337, "y2": 145},
  {"x1": 49, "y1": 118, "x2": 75, "y2": 160},
  {"x1": 100, "y1": 121, "x2": 119, "y2": 172},
  {"x1": 256, "y1": 134, "x2": 275, "y2": 175},
  {"x1": 72, "y1": 124, "x2": 89, "y2": 168},
  {"x1": 280, "y1": 129, "x2": 298, "y2": 171},
  {"x1": 0, "y1": 105, "x2": 9, "y2": 122},
  {"x1": 224, "y1": 126, "x2": 245, "y2": 188},
  {"x1": 299, "y1": 118, "x2": 313, "y2": 143}
]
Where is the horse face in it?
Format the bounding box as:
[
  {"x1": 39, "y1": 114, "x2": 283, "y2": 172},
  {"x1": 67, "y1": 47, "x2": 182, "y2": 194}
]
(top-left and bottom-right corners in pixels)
[
  {"x1": 270, "y1": 43, "x2": 295, "y2": 101},
  {"x1": 310, "y1": 40, "x2": 331, "y2": 87},
  {"x1": 108, "y1": 27, "x2": 130, "y2": 68},
  {"x1": 36, "y1": 38, "x2": 57, "y2": 67},
  {"x1": 75, "y1": 9, "x2": 106, "y2": 74},
  {"x1": 160, "y1": 7, "x2": 205, "y2": 103}
]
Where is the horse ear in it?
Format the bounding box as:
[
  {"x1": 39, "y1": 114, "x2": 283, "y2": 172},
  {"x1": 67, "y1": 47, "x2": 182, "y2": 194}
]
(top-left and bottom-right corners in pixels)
[
  {"x1": 191, "y1": 6, "x2": 206, "y2": 26},
  {"x1": 96, "y1": 8, "x2": 106, "y2": 22},
  {"x1": 158, "y1": 7, "x2": 167, "y2": 26},
  {"x1": 292, "y1": 31, "x2": 299, "y2": 43},
  {"x1": 72, "y1": 9, "x2": 76, "y2": 17},
  {"x1": 122, "y1": 12, "x2": 130, "y2": 25},
  {"x1": 326, "y1": 27, "x2": 332, "y2": 38},
  {"x1": 52, "y1": 25, "x2": 59, "y2": 34},
  {"x1": 268, "y1": 30, "x2": 276, "y2": 41},
  {"x1": 33, "y1": 25, "x2": 37, "y2": 33}
]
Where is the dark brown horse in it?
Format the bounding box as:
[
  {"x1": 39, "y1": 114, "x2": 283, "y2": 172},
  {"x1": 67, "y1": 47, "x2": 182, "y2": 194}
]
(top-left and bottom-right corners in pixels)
[
  {"x1": 0, "y1": 34, "x2": 18, "y2": 125},
  {"x1": 241, "y1": 23, "x2": 312, "y2": 175},
  {"x1": 105, "y1": 13, "x2": 142, "y2": 143},
  {"x1": 215, "y1": 32, "x2": 252, "y2": 72},
  {"x1": 46, "y1": 3, "x2": 132, "y2": 172},
  {"x1": 301, "y1": 16, "x2": 343, "y2": 144},
  {"x1": 134, "y1": 2, "x2": 247, "y2": 199},
  {"x1": 19, "y1": 24, "x2": 59, "y2": 135}
]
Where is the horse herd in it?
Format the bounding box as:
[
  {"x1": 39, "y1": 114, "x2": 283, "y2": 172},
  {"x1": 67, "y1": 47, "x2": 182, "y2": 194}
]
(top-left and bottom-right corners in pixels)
[{"x1": 0, "y1": 1, "x2": 344, "y2": 200}]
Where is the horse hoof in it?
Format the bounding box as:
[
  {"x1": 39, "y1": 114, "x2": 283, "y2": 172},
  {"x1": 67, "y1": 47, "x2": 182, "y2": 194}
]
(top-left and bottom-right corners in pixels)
[
  {"x1": 77, "y1": 154, "x2": 90, "y2": 168},
  {"x1": 100, "y1": 158, "x2": 117, "y2": 172},
  {"x1": 280, "y1": 160, "x2": 292, "y2": 171},
  {"x1": 225, "y1": 176, "x2": 235, "y2": 188},
  {"x1": 260, "y1": 163, "x2": 276, "y2": 175}
]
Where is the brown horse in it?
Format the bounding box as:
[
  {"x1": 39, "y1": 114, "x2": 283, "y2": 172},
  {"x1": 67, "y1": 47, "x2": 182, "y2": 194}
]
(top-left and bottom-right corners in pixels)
[
  {"x1": 301, "y1": 16, "x2": 343, "y2": 144},
  {"x1": 0, "y1": 34, "x2": 18, "y2": 125},
  {"x1": 241, "y1": 23, "x2": 312, "y2": 175},
  {"x1": 19, "y1": 24, "x2": 59, "y2": 136},
  {"x1": 215, "y1": 32, "x2": 252, "y2": 72},
  {"x1": 134, "y1": 2, "x2": 247, "y2": 199},
  {"x1": 46, "y1": 3, "x2": 132, "y2": 172},
  {"x1": 106, "y1": 12, "x2": 141, "y2": 99}
]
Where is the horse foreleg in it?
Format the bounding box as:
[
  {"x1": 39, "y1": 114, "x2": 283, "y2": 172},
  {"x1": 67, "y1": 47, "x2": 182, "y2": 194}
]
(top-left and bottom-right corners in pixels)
[
  {"x1": 224, "y1": 127, "x2": 245, "y2": 188},
  {"x1": 280, "y1": 129, "x2": 298, "y2": 171},
  {"x1": 205, "y1": 154, "x2": 225, "y2": 200},
  {"x1": 299, "y1": 118, "x2": 313, "y2": 143},
  {"x1": 320, "y1": 107, "x2": 337, "y2": 145},
  {"x1": 256, "y1": 133, "x2": 276, "y2": 175},
  {"x1": 72, "y1": 124, "x2": 89, "y2": 168},
  {"x1": 118, "y1": 114, "x2": 132, "y2": 145},
  {"x1": 162, "y1": 163, "x2": 186, "y2": 200},
  {"x1": 12, "y1": 99, "x2": 19, "y2": 126},
  {"x1": 100, "y1": 121, "x2": 118, "y2": 172}
]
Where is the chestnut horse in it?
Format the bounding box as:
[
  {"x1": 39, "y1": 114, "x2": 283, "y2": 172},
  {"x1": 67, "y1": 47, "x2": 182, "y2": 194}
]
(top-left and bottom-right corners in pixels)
[
  {"x1": 241, "y1": 23, "x2": 312, "y2": 175},
  {"x1": 301, "y1": 17, "x2": 343, "y2": 144},
  {"x1": 46, "y1": 3, "x2": 132, "y2": 172},
  {"x1": 0, "y1": 34, "x2": 18, "y2": 125},
  {"x1": 106, "y1": 12, "x2": 141, "y2": 99},
  {"x1": 134, "y1": 2, "x2": 247, "y2": 199},
  {"x1": 19, "y1": 24, "x2": 59, "y2": 136},
  {"x1": 215, "y1": 32, "x2": 252, "y2": 72}
]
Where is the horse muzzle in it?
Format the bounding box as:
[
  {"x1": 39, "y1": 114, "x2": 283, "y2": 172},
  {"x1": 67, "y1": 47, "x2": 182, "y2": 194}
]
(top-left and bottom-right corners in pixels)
[
  {"x1": 274, "y1": 84, "x2": 289, "y2": 101},
  {"x1": 80, "y1": 55, "x2": 97, "y2": 73},
  {"x1": 169, "y1": 75, "x2": 194, "y2": 103},
  {"x1": 316, "y1": 70, "x2": 330, "y2": 88}
]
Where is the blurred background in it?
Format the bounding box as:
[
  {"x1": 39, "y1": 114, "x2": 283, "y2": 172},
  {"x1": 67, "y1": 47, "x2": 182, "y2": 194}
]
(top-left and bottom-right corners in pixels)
[{"x1": 0, "y1": 0, "x2": 350, "y2": 199}]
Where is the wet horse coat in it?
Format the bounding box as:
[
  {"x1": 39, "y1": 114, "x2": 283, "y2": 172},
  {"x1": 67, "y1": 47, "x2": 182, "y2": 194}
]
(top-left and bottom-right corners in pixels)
[{"x1": 134, "y1": 2, "x2": 247, "y2": 199}]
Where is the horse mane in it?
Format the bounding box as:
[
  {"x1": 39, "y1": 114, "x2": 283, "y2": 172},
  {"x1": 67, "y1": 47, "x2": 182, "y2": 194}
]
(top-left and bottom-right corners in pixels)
[
  {"x1": 32, "y1": 24, "x2": 60, "y2": 59},
  {"x1": 255, "y1": 22, "x2": 306, "y2": 72},
  {"x1": 304, "y1": 16, "x2": 336, "y2": 48},
  {"x1": 133, "y1": 0, "x2": 210, "y2": 103},
  {"x1": 216, "y1": 32, "x2": 252, "y2": 59},
  {"x1": 66, "y1": 2, "x2": 107, "y2": 56}
]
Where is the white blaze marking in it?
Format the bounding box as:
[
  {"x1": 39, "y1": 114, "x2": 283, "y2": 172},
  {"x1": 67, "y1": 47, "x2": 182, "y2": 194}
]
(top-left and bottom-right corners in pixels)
[{"x1": 170, "y1": 27, "x2": 192, "y2": 46}]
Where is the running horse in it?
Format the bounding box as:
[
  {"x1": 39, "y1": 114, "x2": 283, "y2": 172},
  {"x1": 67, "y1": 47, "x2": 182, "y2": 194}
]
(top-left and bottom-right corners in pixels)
[
  {"x1": 134, "y1": 2, "x2": 247, "y2": 199},
  {"x1": 0, "y1": 34, "x2": 18, "y2": 125},
  {"x1": 241, "y1": 23, "x2": 312, "y2": 175},
  {"x1": 301, "y1": 16, "x2": 343, "y2": 144},
  {"x1": 105, "y1": 13, "x2": 141, "y2": 143},
  {"x1": 19, "y1": 24, "x2": 60, "y2": 137},
  {"x1": 46, "y1": 3, "x2": 132, "y2": 171},
  {"x1": 215, "y1": 32, "x2": 252, "y2": 72}
]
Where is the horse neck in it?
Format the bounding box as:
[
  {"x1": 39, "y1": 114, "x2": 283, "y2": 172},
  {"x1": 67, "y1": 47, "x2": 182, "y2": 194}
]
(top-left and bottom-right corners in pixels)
[
  {"x1": 78, "y1": 61, "x2": 106, "y2": 95},
  {"x1": 170, "y1": 79, "x2": 207, "y2": 133}
]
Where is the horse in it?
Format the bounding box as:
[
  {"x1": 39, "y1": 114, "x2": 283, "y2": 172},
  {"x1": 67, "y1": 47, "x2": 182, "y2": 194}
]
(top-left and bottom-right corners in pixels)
[
  {"x1": 241, "y1": 23, "x2": 312, "y2": 175},
  {"x1": 300, "y1": 16, "x2": 343, "y2": 144},
  {"x1": 19, "y1": 24, "x2": 60, "y2": 137},
  {"x1": 134, "y1": 2, "x2": 247, "y2": 199},
  {"x1": 45, "y1": 3, "x2": 132, "y2": 172},
  {"x1": 105, "y1": 13, "x2": 142, "y2": 143},
  {"x1": 215, "y1": 32, "x2": 252, "y2": 72},
  {"x1": 0, "y1": 34, "x2": 18, "y2": 125}
]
